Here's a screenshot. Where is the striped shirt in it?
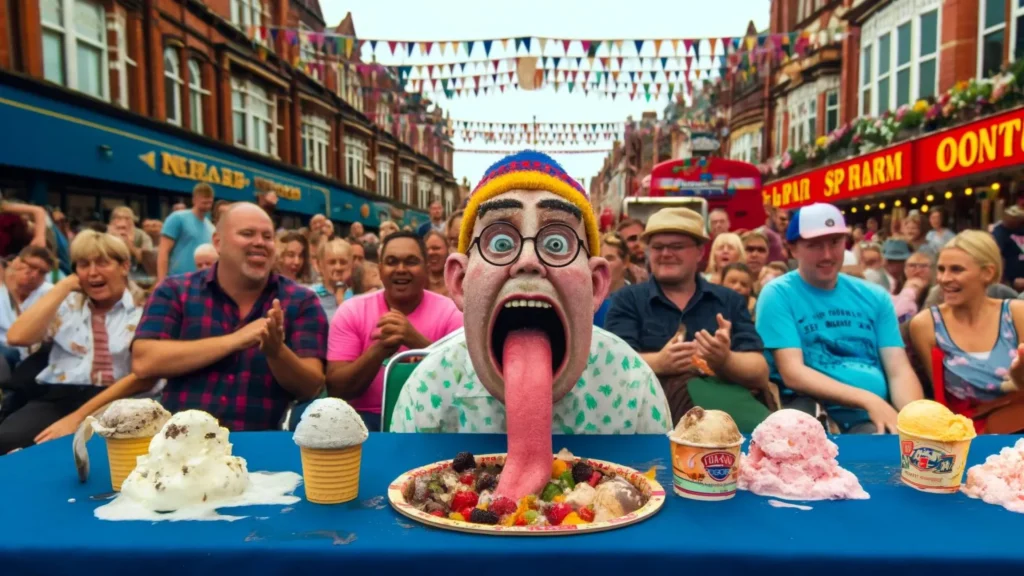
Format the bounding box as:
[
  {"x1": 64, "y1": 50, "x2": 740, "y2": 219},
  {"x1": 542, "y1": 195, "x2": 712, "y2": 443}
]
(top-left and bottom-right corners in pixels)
[{"x1": 90, "y1": 311, "x2": 114, "y2": 386}]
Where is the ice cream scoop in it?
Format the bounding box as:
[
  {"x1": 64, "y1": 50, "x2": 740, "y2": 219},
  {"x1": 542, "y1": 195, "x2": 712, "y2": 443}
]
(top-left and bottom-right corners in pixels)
[
  {"x1": 738, "y1": 409, "x2": 869, "y2": 501},
  {"x1": 962, "y1": 438, "x2": 1024, "y2": 513},
  {"x1": 91, "y1": 399, "x2": 172, "y2": 439},
  {"x1": 293, "y1": 397, "x2": 368, "y2": 450},
  {"x1": 591, "y1": 477, "x2": 645, "y2": 522},
  {"x1": 670, "y1": 407, "x2": 742, "y2": 446},
  {"x1": 897, "y1": 399, "x2": 976, "y2": 442},
  {"x1": 120, "y1": 410, "x2": 249, "y2": 512}
]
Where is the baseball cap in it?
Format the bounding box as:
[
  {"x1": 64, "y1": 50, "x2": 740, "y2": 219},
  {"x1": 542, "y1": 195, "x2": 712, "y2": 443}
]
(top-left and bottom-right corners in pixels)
[{"x1": 785, "y1": 203, "x2": 850, "y2": 243}]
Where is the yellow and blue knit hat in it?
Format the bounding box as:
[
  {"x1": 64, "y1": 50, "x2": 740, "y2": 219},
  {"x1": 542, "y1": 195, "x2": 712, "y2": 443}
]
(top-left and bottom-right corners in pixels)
[{"x1": 459, "y1": 150, "x2": 600, "y2": 256}]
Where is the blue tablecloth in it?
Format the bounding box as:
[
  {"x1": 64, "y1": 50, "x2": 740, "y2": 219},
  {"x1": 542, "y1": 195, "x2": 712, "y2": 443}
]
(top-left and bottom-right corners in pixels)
[{"x1": 1, "y1": 433, "x2": 1023, "y2": 575}]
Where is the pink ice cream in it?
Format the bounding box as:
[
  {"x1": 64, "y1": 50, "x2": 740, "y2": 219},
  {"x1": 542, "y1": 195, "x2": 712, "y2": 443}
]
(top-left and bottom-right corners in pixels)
[
  {"x1": 962, "y1": 438, "x2": 1024, "y2": 514},
  {"x1": 738, "y1": 410, "x2": 869, "y2": 501}
]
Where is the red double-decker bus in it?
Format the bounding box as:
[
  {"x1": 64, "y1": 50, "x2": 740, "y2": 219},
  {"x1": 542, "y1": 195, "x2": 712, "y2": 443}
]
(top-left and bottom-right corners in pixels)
[{"x1": 623, "y1": 156, "x2": 766, "y2": 233}]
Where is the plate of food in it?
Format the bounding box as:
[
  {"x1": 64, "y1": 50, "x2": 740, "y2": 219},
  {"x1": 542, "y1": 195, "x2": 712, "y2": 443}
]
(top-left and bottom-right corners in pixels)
[{"x1": 388, "y1": 449, "x2": 666, "y2": 535}]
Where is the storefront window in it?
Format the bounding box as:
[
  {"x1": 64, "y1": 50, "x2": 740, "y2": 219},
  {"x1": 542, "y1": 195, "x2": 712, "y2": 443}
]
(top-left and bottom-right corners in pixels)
[
  {"x1": 878, "y1": 33, "x2": 892, "y2": 114},
  {"x1": 825, "y1": 90, "x2": 840, "y2": 133},
  {"x1": 41, "y1": 0, "x2": 108, "y2": 100},
  {"x1": 164, "y1": 47, "x2": 182, "y2": 126},
  {"x1": 896, "y1": 23, "x2": 912, "y2": 107},
  {"x1": 417, "y1": 177, "x2": 431, "y2": 209},
  {"x1": 981, "y1": 0, "x2": 1008, "y2": 77},
  {"x1": 860, "y1": 45, "x2": 873, "y2": 116},
  {"x1": 399, "y1": 168, "x2": 413, "y2": 205},
  {"x1": 920, "y1": 10, "x2": 939, "y2": 98},
  {"x1": 861, "y1": 1, "x2": 941, "y2": 115}
]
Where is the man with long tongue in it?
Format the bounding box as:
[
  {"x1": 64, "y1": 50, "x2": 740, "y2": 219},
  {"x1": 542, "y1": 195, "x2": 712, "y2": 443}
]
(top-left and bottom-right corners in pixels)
[{"x1": 391, "y1": 151, "x2": 672, "y2": 501}]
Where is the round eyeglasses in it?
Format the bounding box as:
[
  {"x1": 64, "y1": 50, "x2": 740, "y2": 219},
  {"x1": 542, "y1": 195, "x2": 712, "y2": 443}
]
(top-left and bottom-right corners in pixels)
[{"x1": 470, "y1": 221, "x2": 585, "y2": 268}]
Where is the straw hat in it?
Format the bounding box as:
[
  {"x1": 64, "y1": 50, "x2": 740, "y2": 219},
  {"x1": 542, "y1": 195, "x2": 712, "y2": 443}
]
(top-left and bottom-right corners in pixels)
[{"x1": 641, "y1": 207, "x2": 710, "y2": 243}]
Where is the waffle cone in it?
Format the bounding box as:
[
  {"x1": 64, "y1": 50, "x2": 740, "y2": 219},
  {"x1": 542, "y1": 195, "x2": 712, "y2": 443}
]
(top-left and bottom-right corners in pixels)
[
  {"x1": 106, "y1": 435, "x2": 153, "y2": 491},
  {"x1": 300, "y1": 445, "x2": 362, "y2": 504}
]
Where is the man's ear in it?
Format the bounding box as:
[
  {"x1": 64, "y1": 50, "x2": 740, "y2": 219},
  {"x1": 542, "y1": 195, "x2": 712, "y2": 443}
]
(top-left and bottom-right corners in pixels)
[
  {"x1": 445, "y1": 253, "x2": 469, "y2": 311},
  {"x1": 588, "y1": 256, "x2": 612, "y2": 313}
]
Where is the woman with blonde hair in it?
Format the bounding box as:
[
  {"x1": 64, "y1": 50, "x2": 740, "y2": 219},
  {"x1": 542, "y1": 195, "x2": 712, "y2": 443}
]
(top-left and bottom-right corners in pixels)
[
  {"x1": 276, "y1": 231, "x2": 312, "y2": 284},
  {"x1": 909, "y1": 230, "x2": 1024, "y2": 432},
  {"x1": 704, "y1": 232, "x2": 746, "y2": 283},
  {"x1": 1, "y1": 231, "x2": 155, "y2": 450},
  {"x1": 378, "y1": 221, "x2": 400, "y2": 244},
  {"x1": 900, "y1": 210, "x2": 933, "y2": 255}
]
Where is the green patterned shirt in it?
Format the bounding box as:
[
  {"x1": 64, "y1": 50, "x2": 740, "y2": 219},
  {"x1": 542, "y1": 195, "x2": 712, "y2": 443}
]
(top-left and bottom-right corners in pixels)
[{"x1": 390, "y1": 327, "x2": 672, "y2": 434}]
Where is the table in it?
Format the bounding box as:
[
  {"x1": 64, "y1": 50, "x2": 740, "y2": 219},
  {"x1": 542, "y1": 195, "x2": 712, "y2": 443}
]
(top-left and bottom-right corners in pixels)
[{"x1": 1, "y1": 433, "x2": 1022, "y2": 575}]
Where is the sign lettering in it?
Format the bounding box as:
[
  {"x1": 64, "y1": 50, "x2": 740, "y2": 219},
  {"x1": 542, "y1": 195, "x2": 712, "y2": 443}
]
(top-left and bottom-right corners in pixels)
[
  {"x1": 140, "y1": 149, "x2": 302, "y2": 201},
  {"x1": 916, "y1": 108, "x2": 1024, "y2": 182}
]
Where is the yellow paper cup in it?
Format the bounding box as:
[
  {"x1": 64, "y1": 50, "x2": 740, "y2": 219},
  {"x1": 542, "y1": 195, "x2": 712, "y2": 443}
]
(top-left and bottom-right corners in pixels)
[
  {"x1": 897, "y1": 428, "x2": 973, "y2": 493},
  {"x1": 105, "y1": 436, "x2": 153, "y2": 492},
  {"x1": 669, "y1": 437, "x2": 743, "y2": 500},
  {"x1": 300, "y1": 445, "x2": 362, "y2": 504}
]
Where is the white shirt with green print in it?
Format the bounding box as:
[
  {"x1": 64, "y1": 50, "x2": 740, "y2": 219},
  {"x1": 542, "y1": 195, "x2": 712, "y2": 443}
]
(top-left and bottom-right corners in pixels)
[{"x1": 390, "y1": 327, "x2": 672, "y2": 434}]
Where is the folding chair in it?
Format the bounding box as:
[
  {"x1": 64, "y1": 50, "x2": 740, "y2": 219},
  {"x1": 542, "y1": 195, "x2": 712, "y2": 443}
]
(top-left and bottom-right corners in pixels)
[{"x1": 381, "y1": 349, "x2": 428, "y2": 432}]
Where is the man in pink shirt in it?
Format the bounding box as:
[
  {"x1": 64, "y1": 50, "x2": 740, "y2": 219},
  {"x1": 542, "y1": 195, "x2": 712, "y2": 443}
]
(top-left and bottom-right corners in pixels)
[{"x1": 326, "y1": 231, "x2": 463, "y2": 429}]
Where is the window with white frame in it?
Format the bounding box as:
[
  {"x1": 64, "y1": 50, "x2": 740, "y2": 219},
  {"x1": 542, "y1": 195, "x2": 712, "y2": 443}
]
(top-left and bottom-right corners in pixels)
[
  {"x1": 230, "y1": 0, "x2": 263, "y2": 29},
  {"x1": 298, "y1": 22, "x2": 321, "y2": 83},
  {"x1": 787, "y1": 84, "x2": 817, "y2": 149},
  {"x1": 164, "y1": 47, "x2": 182, "y2": 126},
  {"x1": 40, "y1": 0, "x2": 108, "y2": 99},
  {"x1": 399, "y1": 168, "x2": 413, "y2": 205},
  {"x1": 302, "y1": 115, "x2": 330, "y2": 176},
  {"x1": 345, "y1": 136, "x2": 368, "y2": 189},
  {"x1": 751, "y1": 127, "x2": 762, "y2": 163},
  {"x1": 774, "y1": 104, "x2": 784, "y2": 155},
  {"x1": 108, "y1": 11, "x2": 136, "y2": 109},
  {"x1": 1013, "y1": 0, "x2": 1024, "y2": 61},
  {"x1": 981, "y1": 0, "x2": 1007, "y2": 77},
  {"x1": 417, "y1": 177, "x2": 431, "y2": 209},
  {"x1": 231, "y1": 76, "x2": 277, "y2": 156},
  {"x1": 860, "y1": 0, "x2": 941, "y2": 115},
  {"x1": 188, "y1": 59, "x2": 208, "y2": 134},
  {"x1": 377, "y1": 156, "x2": 394, "y2": 198},
  {"x1": 825, "y1": 90, "x2": 840, "y2": 133},
  {"x1": 344, "y1": 67, "x2": 364, "y2": 112},
  {"x1": 731, "y1": 132, "x2": 754, "y2": 163}
]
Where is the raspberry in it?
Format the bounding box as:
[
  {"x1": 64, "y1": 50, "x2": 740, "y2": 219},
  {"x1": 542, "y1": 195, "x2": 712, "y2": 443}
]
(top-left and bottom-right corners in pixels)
[
  {"x1": 429, "y1": 510, "x2": 445, "y2": 517},
  {"x1": 452, "y1": 451, "x2": 476, "y2": 473},
  {"x1": 451, "y1": 490, "x2": 478, "y2": 511},
  {"x1": 514, "y1": 516, "x2": 527, "y2": 526},
  {"x1": 578, "y1": 507, "x2": 595, "y2": 522},
  {"x1": 545, "y1": 502, "x2": 573, "y2": 526},
  {"x1": 571, "y1": 461, "x2": 594, "y2": 484},
  {"x1": 469, "y1": 508, "x2": 499, "y2": 525},
  {"x1": 459, "y1": 472, "x2": 475, "y2": 486},
  {"x1": 587, "y1": 471, "x2": 602, "y2": 487},
  {"x1": 459, "y1": 506, "x2": 476, "y2": 519},
  {"x1": 490, "y1": 496, "x2": 517, "y2": 516}
]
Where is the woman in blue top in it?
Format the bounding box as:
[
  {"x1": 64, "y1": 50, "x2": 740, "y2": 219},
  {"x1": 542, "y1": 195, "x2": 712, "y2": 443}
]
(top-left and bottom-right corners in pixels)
[
  {"x1": 594, "y1": 233, "x2": 634, "y2": 327},
  {"x1": 909, "y1": 230, "x2": 1024, "y2": 431}
]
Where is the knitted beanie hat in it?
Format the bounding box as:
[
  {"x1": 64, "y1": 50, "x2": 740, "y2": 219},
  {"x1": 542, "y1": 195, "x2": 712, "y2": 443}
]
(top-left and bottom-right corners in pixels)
[{"x1": 458, "y1": 150, "x2": 599, "y2": 256}]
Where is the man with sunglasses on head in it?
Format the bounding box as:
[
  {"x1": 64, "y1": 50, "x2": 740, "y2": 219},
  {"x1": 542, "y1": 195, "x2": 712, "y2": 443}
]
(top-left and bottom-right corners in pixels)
[
  {"x1": 615, "y1": 218, "x2": 649, "y2": 283},
  {"x1": 605, "y1": 207, "x2": 770, "y2": 428},
  {"x1": 391, "y1": 151, "x2": 670, "y2": 437}
]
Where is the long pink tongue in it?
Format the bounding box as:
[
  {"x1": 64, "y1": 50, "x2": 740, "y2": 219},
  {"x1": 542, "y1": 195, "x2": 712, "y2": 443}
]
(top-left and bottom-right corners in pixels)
[{"x1": 495, "y1": 329, "x2": 553, "y2": 501}]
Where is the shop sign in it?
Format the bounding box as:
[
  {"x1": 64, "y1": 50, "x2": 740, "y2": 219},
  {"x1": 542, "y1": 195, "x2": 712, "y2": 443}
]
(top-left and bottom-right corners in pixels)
[
  {"x1": 140, "y1": 150, "x2": 301, "y2": 200},
  {"x1": 915, "y1": 107, "x2": 1024, "y2": 183},
  {"x1": 764, "y1": 143, "x2": 911, "y2": 209}
]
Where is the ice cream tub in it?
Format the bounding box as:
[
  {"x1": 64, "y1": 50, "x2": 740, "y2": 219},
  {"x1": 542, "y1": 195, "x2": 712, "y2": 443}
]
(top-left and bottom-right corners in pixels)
[
  {"x1": 897, "y1": 429, "x2": 973, "y2": 493},
  {"x1": 669, "y1": 437, "x2": 744, "y2": 500}
]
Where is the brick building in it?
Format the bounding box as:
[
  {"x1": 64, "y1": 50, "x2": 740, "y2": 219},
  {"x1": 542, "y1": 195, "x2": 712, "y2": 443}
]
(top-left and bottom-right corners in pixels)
[{"x1": 0, "y1": 1, "x2": 455, "y2": 229}]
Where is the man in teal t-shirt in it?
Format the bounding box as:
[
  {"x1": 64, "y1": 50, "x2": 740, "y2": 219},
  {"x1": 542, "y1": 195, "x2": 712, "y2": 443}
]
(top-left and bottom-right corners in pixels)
[
  {"x1": 158, "y1": 183, "x2": 215, "y2": 283},
  {"x1": 756, "y1": 203, "x2": 923, "y2": 433}
]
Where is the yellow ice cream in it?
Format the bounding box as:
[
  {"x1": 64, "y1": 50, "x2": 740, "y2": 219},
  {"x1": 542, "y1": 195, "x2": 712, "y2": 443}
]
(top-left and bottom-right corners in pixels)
[{"x1": 897, "y1": 400, "x2": 976, "y2": 442}]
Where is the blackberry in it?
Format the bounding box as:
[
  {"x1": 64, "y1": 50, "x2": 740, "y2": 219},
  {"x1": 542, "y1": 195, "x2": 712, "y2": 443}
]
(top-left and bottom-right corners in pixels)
[
  {"x1": 475, "y1": 472, "x2": 497, "y2": 492},
  {"x1": 469, "y1": 508, "x2": 499, "y2": 525},
  {"x1": 452, "y1": 451, "x2": 476, "y2": 473},
  {"x1": 571, "y1": 461, "x2": 594, "y2": 484}
]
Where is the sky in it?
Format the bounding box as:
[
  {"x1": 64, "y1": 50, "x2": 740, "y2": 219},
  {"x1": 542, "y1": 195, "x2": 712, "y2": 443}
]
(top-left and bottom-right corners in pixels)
[{"x1": 320, "y1": 0, "x2": 769, "y2": 187}]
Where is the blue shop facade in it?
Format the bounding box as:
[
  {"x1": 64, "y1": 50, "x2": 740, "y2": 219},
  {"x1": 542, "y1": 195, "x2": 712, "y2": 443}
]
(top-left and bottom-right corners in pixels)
[{"x1": 0, "y1": 80, "x2": 427, "y2": 230}]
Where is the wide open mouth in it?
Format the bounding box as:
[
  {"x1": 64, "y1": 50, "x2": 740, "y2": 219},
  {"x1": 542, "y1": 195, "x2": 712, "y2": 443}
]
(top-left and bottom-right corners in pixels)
[{"x1": 490, "y1": 295, "x2": 568, "y2": 378}]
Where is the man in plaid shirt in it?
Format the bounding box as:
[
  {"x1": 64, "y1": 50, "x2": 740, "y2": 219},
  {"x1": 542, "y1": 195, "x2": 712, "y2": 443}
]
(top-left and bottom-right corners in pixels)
[{"x1": 132, "y1": 203, "x2": 327, "y2": 430}]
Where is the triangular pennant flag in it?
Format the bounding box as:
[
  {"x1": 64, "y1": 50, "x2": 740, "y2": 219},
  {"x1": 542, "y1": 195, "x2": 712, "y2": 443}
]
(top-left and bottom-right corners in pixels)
[
  {"x1": 466, "y1": 41, "x2": 475, "y2": 56},
  {"x1": 685, "y1": 55, "x2": 693, "y2": 70},
  {"x1": 404, "y1": 42, "x2": 413, "y2": 57},
  {"x1": 693, "y1": 42, "x2": 700, "y2": 60},
  {"x1": 629, "y1": 71, "x2": 636, "y2": 83},
  {"x1": 708, "y1": 37, "x2": 718, "y2": 58},
  {"x1": 653, "y1": 39, "x2": 663, "y2": 55},
  {"x1": 515, "y1": 38, "x2": 523, "y2": 52},
  {"x1": 612, "y1": 70, "x2": 620, "y2": 82},
  {"x1": 671, "y1": 39, "x2": 679, "y2": 55},
  {"x1": 269, "y1": 28, "x2": 279, "y2": 43},
  {"x1": 757, "y1": 35, "x2": 768, "y2": 48},
  {"x1": 617, "y1": 57, "x2": 624, "y2": 69},
  {"x1": 660, "y1": 57, "x2": 668, "y2": 69},
  {"x1": 683, "y1": 39, "x2": 693, "y2": 55},
  {"x1": 483, "y1": 40, "x2": 493, "y2": 56},
  {"x1": 523, "y1": 37, "x2": 532, "y2": 52},
  {"x1": 388, "y1": 41, "x2": 398, "y2": 55},
  {"x1": 369, "y1": 39, "x2": 378, "y2": 52},
  {"x1": 575, "y1": 57, "x2": 582, "y2": 67},
  {"x1": 460, "y1": 62, "x2": 468, "y2": 73},
  {"x1": 747, "y1": 36, "x2": 756, "y2": 51},
  {"x1": 634, "y1": 39, "x2": 645, "y2": 54}
]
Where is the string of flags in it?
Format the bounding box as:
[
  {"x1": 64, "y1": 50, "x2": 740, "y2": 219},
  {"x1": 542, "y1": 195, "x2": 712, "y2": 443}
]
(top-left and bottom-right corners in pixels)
[
  {"x1": 451, "y1": 120, "x2": 624, "y2": 131},
  {"x1": 454, "y1": 148, "x2": 613, "y2": 155}
]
